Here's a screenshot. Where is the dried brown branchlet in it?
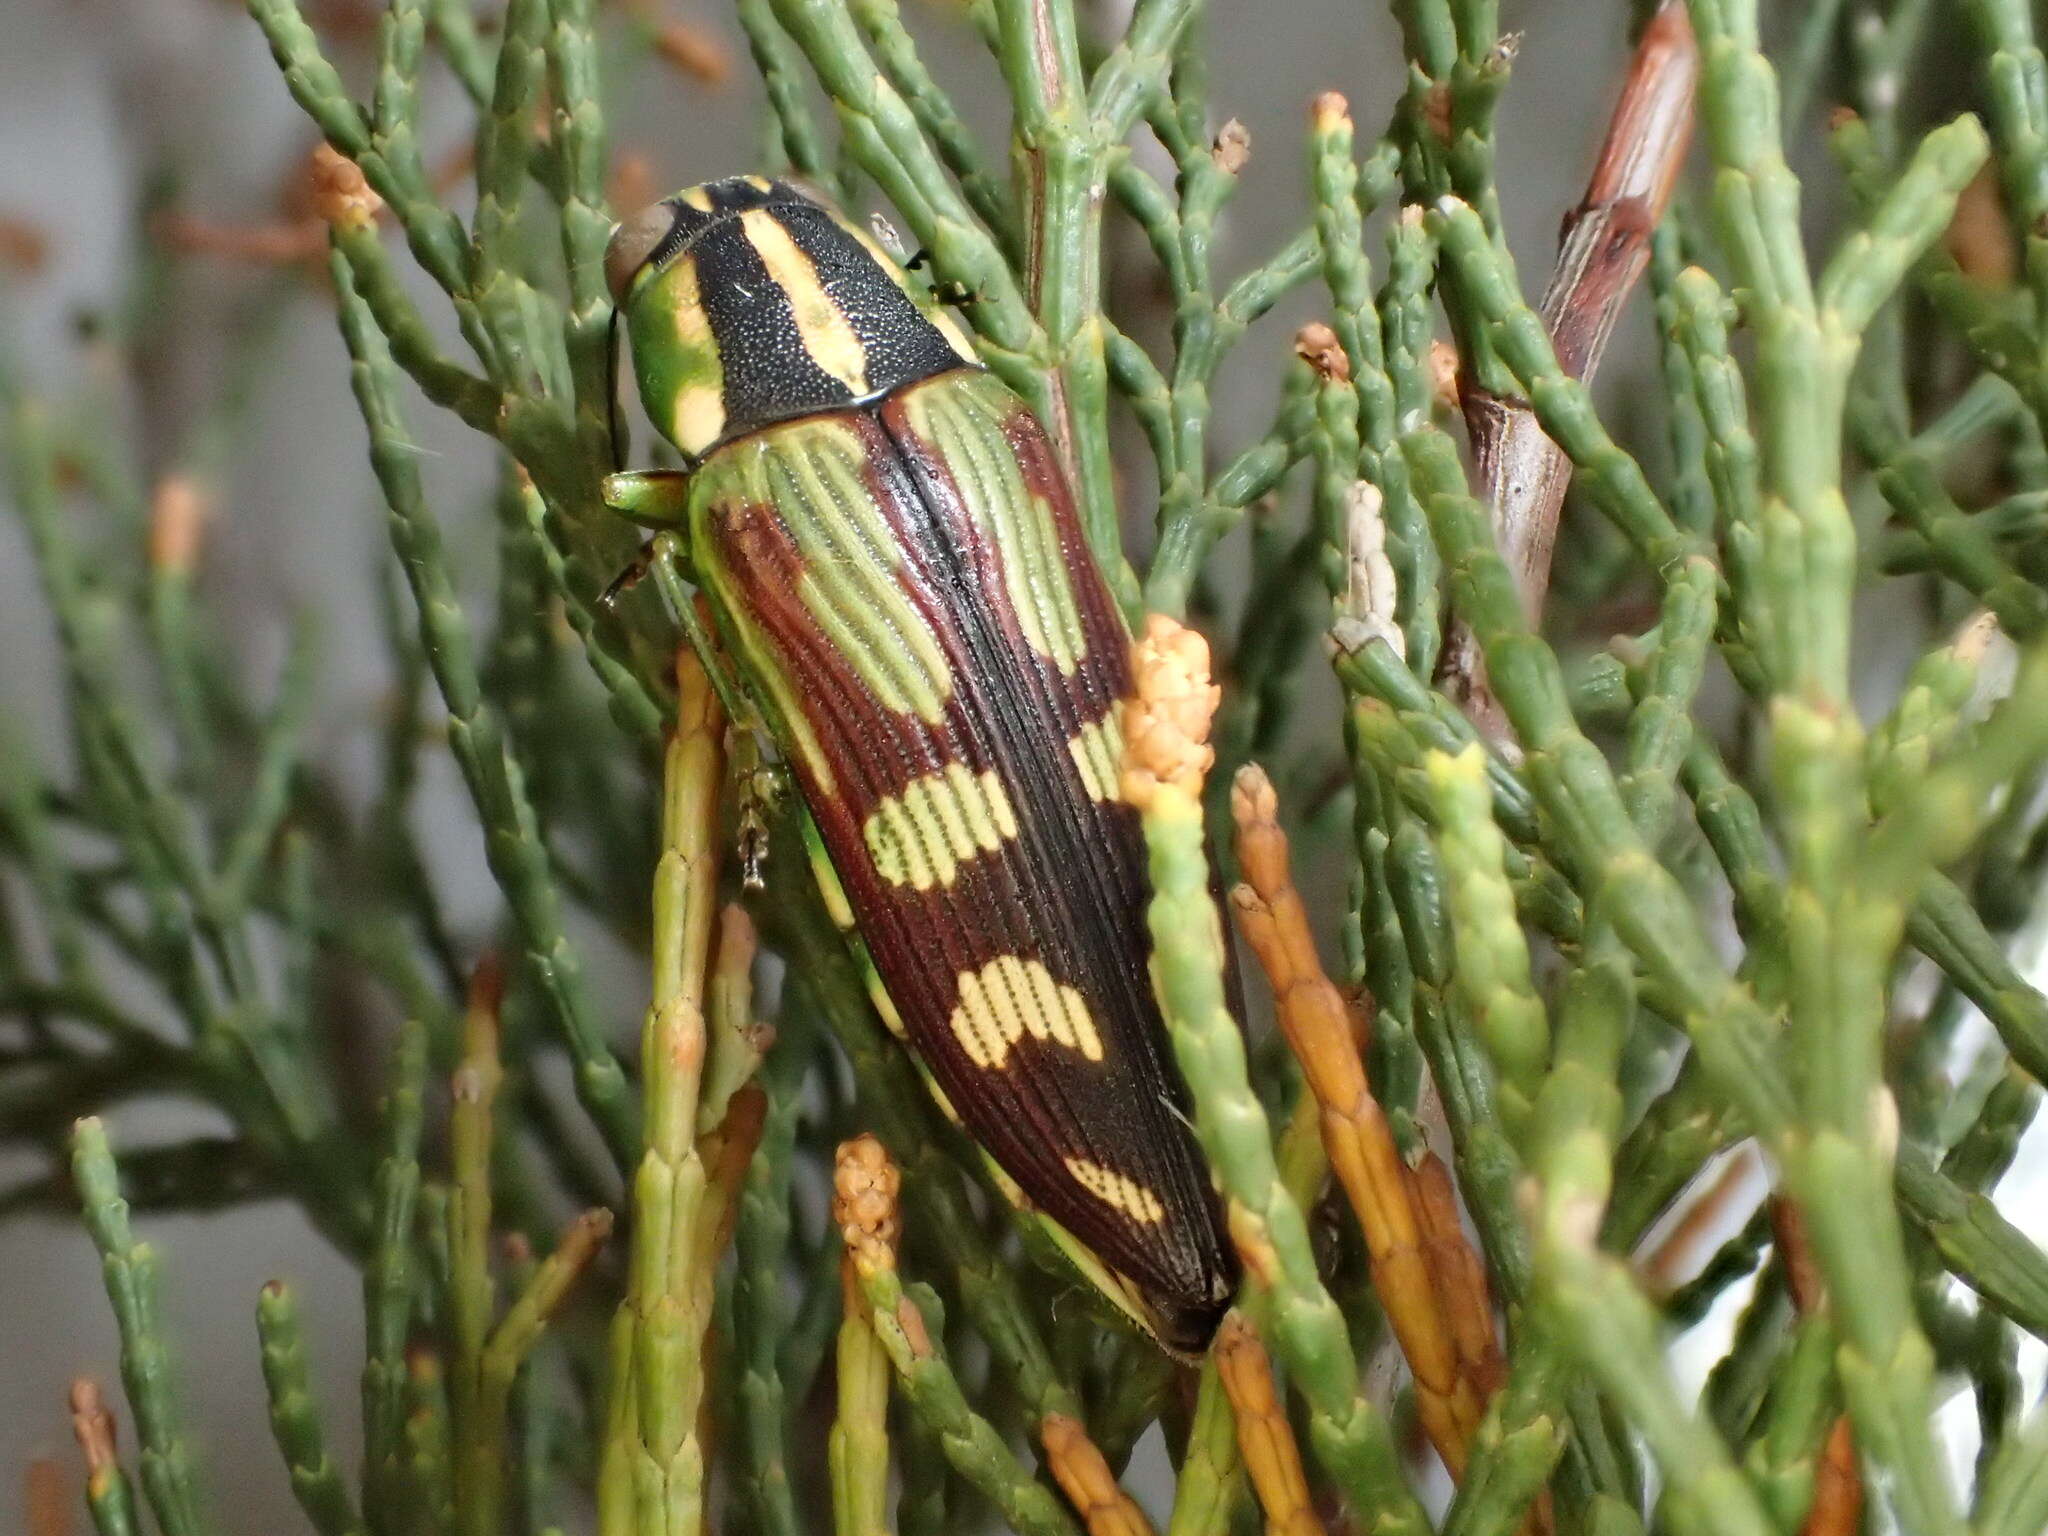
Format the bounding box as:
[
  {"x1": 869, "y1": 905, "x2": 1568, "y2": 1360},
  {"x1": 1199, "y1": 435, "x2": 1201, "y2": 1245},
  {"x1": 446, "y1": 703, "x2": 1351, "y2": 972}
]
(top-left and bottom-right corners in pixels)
[
  {"x1": 25, "y1": 1456, "x2": 69, "y2": 1536},
  {"x1": 152, "y1": 210, "x2": 327, "y2": 265},
  {"x1": 1771, "y1": 1200, "x2": 1865, "y2": 1536},
  {"x1": 454, "y1": 950, "x2": 507, "y2": 1109},
  {"x1": 1641, "y1": 1146, "x2": 1761, "y2": 1295},
  {"x1": 700, "y1": 1083, "x2": 768, "y2": 1258},
  {"x1": 1440, "y1": 0, "x2": 1699, "y2": 736},
  {"x1": 1039, "y1": 1414, "x2": 1157, "y2": 1536},
  {"x1": 1804, "y1": 1419, "x2": 1864, "y2": 1536},
  {"x1": 1229, "y1": 762, "x2": 1499, "y2": 1474},
  {"x1": 651, "y1": 21, "x2": 731, "y2": 83},
  {"x1": 1214, "y1": 1312, "x2": 1321, "y2": 1536},
  {"x1": 0, "y1": 215, "x2": 48, "y2": 275},
  {"x1": 617, "y1": 0, "x2": 731, "y2": 83},
  {"x1": 608, "y1": 152, "x2": 659, "y2": 224},
  {"x1": 550, "y1": 1206, "x2": 615, "y2": 1280},
  {"x1": 1943, "y1": 162, "x2": 2018, "y2": 288}
]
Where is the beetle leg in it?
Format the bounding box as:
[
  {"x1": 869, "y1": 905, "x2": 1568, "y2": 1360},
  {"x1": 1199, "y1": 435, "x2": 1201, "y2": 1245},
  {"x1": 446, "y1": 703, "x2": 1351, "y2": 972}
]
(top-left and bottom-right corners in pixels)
[
  {"x1": 902, "y1": 247, "x2": 980, "y2": 309},
  {"x1": 598, "y1": 539, "x2": 662, "y2": 609},
  {"x1": 602, "y1": 467, "x2": 693, "y2": 527},
  {"x1": 733, "y1": 750, "x2": 785, "y2": 892},
  {"x1": 640, "y1": 531, "x2": 765, "y2": 736}
]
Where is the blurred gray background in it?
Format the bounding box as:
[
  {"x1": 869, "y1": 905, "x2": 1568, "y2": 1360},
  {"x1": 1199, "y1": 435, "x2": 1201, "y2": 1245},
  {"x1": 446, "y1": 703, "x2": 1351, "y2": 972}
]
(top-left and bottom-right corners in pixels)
[{"x1": 14, "y1": 1, "x2": 2015, "y2": 1530}]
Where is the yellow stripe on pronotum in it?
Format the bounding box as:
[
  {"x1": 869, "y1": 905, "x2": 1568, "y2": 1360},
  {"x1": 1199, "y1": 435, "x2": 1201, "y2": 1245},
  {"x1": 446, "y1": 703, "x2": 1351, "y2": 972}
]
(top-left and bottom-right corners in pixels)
[{"x1": 739, "y1": 208, "x2": 872, "y2": 397}]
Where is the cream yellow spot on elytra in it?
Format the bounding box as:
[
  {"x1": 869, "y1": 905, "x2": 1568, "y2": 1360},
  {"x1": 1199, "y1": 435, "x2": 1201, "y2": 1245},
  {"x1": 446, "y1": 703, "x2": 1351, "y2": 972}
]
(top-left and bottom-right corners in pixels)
[
  {"x1": 1064, "y1": 1157, "x2": 1167, "y2": 1224},
  {"x1": 740, "y1": 208, "x2": 870, "y2": 397},
  {"x1": 949, "y1": 957, "x2": 1103, "y2": 1069},
  {"x1": 1067, "y1": 709, "x2": 1122, "y2": 803},
  {"x1": 863, "y1": 765, "x2": 1018, "y2": 889}
]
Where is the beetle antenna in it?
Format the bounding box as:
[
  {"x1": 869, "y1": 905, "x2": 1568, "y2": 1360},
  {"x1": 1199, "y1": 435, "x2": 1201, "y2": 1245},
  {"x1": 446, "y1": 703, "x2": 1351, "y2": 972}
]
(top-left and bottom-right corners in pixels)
[{"x1": 605, "y1": 306, "x2": 627, "y2": 471}]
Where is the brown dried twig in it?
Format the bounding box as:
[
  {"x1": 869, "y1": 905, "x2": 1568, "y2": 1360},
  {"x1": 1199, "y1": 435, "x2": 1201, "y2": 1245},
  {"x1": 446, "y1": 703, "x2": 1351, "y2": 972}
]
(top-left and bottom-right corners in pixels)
[
  {"x1": 1214, "y1": 1311, "x2": 1322, "y2": 1536},
  {"x1": 1230, "y1": 762, "x2": 1503, "y2": 1475},
  {"x1": 25, "y1": 1458, "x2": 70, "y2": 1536},
  {"x1": 1440, "y1": 1, "x2": 1699, "y2": 735},
  {"x1": 615, "y1": 0, "x2": 732, "y2": 82},
  {"x1": 67, "y1": 1379, "x2": 136, "y2": 1527},
  {"x1": 1041, "y1": 1414, "x2": 1159, "y2": 1536},
  {"x1": 1772, "y1": 1200, "x2": 1865, "y2": 1536},
  {"x1": 1639, "y1": 1144, "x2": 1762, "y2": 1295},
  {"x1": 0, "y1": 215, "x2": 51, "y2": 275}
]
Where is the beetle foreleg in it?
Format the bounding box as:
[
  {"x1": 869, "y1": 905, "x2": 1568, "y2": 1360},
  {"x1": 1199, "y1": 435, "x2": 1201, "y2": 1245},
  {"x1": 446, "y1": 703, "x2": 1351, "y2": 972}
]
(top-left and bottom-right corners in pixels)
[
  {"x1": 602, "y1": 468, "x2": 694, "y2": 528},
  {"x1": 643, "y1": 532, "x2": 761, "y2": 736}
]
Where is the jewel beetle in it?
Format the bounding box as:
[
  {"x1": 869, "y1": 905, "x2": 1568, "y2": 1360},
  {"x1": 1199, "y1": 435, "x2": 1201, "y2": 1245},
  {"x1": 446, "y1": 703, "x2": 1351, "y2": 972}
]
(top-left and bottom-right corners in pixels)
[{"x1": 602, "y1": 175, "x2": 1236, "y2": 1354}]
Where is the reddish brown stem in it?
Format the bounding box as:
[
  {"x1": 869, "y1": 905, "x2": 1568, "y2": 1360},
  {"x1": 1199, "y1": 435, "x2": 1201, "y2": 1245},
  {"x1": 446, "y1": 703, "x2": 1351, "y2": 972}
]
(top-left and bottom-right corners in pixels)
[
  {"x1": 1441, "y1": 1, "x2": 1699, "y2": 736},
  {"x1": 1771, "y1": 1200, "x2": 1866, "y2": 1536},
  {"x1": 25, "y1": 1458, "x2": 69, "y2": 1536}
]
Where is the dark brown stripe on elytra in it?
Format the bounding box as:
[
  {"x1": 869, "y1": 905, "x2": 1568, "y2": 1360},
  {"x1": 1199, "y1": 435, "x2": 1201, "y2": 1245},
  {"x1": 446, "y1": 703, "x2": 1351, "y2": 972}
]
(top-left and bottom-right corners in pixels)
[
  {"x1": 716, "y1": 481, "x2": 1182, "y2": 1268},
  {"x1": 853, "y1": 394, "x2": 1229, "y2": 1307},
  {"x1": 876, "y1": 380, "x2": 1191, "y2": 1117}
]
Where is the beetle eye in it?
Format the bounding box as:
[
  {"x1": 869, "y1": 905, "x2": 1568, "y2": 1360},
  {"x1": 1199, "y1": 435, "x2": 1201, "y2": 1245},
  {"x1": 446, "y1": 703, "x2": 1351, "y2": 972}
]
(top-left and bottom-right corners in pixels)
[{"x1": 605, "y1": 203, "x2": 677, "y2": 305}]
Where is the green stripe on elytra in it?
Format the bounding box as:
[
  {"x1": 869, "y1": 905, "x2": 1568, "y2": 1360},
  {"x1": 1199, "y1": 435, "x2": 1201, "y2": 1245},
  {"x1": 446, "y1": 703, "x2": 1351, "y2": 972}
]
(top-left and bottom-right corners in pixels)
[
  {"x1": 693, "y1": 550, "x2": 839, "y2": 795},
  {"x1": 761, "y1": 422, "x2": 953, "y2": 724},
  {"x1": 802, "y1": 813, "x2": 912, "y2": 1044},
  {"x1": 687, "y1": 457, "x2": 840, "y2": 795},
  {"x1": 903, "y1": 375, "x2": 1088, "y2": 678}
]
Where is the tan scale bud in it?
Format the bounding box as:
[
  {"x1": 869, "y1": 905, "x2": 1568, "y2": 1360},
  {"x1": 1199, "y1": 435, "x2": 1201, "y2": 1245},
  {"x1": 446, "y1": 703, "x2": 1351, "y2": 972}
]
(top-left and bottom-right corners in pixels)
[
  {"x1": 1310, "y1": 90, "x2": 1351, "y2": 136},
  {"x1": 1945, "y1": 164, "x2": 2018, "y2": 288},
  {"x1": 833, "y1": 1133, "x2": 902, "y2": 1278},
  {"x1": 1292, "y1": 321, "x2": 1348, "y2": 383},
  {"x1": 1212, "y1": 119, "x2": 1251, "y2": 176},
  {"x1": 147, "y1": 474, "x2": 210, "y2": 576},
  {"x1": 309, "y1": 144, "x2": 382, "y2": 232},
  {"x1": 68, "y1": 1380, "x2": 119, "y2": 1483},
  {"x1": 1427, "y1": 338, "x2": 1462, "y2": 415},
  {"x1": 1120, "y1": 614, "x2": 1220, "y2": 810}
]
